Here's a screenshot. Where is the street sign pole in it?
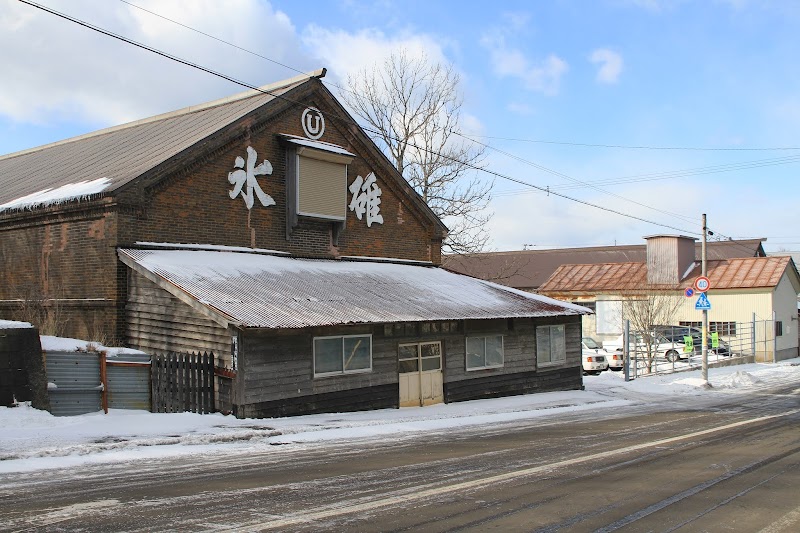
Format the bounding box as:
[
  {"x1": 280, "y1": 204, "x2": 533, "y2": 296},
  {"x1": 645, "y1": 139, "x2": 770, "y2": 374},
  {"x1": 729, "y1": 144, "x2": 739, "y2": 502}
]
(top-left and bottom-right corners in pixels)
[{"x1": 701, "y1": 214, "x2": 709, "y2": 385}]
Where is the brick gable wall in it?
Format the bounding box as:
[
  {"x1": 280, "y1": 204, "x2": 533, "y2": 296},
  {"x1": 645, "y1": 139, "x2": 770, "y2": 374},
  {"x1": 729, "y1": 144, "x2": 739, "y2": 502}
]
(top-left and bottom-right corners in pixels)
[{"x1": 124, "y1": 100, "x2": 440, "y2": 261}]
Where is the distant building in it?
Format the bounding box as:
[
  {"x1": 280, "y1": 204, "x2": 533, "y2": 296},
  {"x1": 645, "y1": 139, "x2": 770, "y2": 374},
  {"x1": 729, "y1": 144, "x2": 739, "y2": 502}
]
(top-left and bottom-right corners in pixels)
[
  {"x1": 443, "y1": 239, "x2": 766, "y2": 292},
  {"x1": 537, "y1": 235, "x2": 800, "y2": 362}
]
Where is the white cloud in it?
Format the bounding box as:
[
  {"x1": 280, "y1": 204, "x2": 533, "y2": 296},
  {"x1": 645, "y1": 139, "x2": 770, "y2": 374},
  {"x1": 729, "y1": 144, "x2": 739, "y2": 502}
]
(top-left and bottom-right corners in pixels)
[
  {"x1": 0, "y1": 0, "x2": 314, "y2": 127},
  {"x1": 590, "y1": 48, "x2": 624, "y2": 84},
  {"x1": 480, "y1": 34, "x2": 568, "y2": 96},
  {"x1": 300, "y1": 26, "x2": 452, "y2": 86}
]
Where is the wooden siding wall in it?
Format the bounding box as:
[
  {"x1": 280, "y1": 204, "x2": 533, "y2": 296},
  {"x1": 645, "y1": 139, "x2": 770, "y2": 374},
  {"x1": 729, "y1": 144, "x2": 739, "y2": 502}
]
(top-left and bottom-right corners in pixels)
[
  {"x1": 236, "y1": 324, "x2": 399, "y2": 418},
  {"x1": 126, "y1": 271, "x2": 231, "y2": 363},
  {"x1": 443, "y1": 316, "x2": 582, "y2": 401},
  {"x1": 235, "y1": 316, "x2": 583, "y2": 418}
]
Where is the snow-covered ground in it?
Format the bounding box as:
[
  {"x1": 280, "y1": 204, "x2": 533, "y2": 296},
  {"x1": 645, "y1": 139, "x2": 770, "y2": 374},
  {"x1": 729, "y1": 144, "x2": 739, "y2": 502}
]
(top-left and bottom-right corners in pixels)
[{"x1": 1, "y1": 359, "x2": 798, "y2": 475}]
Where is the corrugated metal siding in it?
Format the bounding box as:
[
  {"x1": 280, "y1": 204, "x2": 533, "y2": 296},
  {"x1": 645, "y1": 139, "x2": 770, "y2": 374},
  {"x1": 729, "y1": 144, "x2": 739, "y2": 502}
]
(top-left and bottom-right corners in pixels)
[
  {"x1": 45, "y1": 351, "x2": 102, "y2": 416},
  {"x1": 107, "y1": 352, "x2": 151, "y2": 411}
]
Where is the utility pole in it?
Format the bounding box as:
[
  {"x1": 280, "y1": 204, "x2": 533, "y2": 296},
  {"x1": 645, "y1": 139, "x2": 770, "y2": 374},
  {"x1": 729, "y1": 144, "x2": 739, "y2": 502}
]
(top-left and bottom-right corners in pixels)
[{"x1": 701, "y1": 214, "x2": 709, "y2": 385}]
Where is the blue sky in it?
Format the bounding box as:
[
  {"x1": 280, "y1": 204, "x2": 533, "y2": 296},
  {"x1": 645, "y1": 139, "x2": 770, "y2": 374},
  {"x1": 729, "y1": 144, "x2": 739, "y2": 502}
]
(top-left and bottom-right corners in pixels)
[{"x1": 1, "y1": 0, "x2": 798, "y2": 254}]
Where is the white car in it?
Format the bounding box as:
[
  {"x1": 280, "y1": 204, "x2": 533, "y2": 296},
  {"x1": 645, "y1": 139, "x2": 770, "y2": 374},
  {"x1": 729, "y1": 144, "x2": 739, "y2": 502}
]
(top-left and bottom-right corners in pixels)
[
  {"x1": 582, "y1": 338, "x2": 609, "y2": 375},
  {"x1": 604, "y1": 333, "x2": 687, "y2": 362},
  {"x1": 583, "y1": 336, "x2": 623, "y2": 371}
]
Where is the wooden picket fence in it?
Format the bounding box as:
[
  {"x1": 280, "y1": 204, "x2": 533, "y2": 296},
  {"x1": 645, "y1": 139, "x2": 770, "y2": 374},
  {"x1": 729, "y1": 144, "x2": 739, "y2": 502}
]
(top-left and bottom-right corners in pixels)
[{"x1": 151, "y1": 352, "x2": 215, "y2": 414}]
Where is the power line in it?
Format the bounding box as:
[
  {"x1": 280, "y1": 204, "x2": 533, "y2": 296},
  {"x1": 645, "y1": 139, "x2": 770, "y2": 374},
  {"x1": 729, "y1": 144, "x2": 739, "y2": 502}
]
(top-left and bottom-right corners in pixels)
[
  {"x1": 493, "y1": 153, "x2": 800, "y2": 196},
  {"x1": 17, "y1": 0, "x2": 703, "y2": 237},
  {"x1": 118, "y1": 0, "x2": 309, "y2": 78},
  {"x1": 465, "y1": 135, "x2": 800, "y2": 152},
  {"x1": 456, "y1": 131, "x2": 698, "y2": 225}
]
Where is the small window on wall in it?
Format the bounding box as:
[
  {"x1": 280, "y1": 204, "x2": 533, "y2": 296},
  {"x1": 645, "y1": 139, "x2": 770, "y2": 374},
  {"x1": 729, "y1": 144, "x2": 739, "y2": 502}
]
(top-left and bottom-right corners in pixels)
[
  {"x1": 775, "y1": 321, "x2": 783, "y2": 337},
  {"x1": 314, "y1": 335, "x2": 372, "y2": 377},
  {"x1": 537, "y1": 325, "x2": 566, "y2": 366},
  {"x1": 466, "y1": 335, "x2": 504, "y2": 370}
]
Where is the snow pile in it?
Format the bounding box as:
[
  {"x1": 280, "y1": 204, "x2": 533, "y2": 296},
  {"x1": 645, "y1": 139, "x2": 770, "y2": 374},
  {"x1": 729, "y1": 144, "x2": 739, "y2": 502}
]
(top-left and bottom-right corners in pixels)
[{"x1": 715, "y1": 370, "x2": 762, "y2": 389}]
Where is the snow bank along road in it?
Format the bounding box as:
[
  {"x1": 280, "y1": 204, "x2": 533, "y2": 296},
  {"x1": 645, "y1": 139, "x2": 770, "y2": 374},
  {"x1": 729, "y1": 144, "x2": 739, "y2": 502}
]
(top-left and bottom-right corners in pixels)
[{"x1": 1, "y1": 379, "x2": 799, "y2": 531}]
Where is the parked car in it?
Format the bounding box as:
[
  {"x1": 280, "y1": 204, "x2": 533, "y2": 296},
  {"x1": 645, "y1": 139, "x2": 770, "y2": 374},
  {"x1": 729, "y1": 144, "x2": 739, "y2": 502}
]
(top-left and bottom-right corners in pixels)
[
  {"x1": 582, "y1": 337, "x2": 609, "y2": 375},
  {"x1": 583, "y1": 337, "x2": 623, "y2": 371},
  {"x1": 651, "y1": 325, "x2": 732, "y2": 357},
  {"x1": 603, "y1": 332, "x2": 688, "y2": 362}
]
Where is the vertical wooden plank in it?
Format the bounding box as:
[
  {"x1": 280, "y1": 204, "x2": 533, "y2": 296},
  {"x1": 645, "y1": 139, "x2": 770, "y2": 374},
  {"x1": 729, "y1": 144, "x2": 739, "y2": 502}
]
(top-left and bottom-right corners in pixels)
[
  {"x1": 177, "y1": 353, "x2": 183, "y2": 413},
  {"x1": 157, "y1": 354, "x2": 165, "y2": 413},
  {"x1": 184, "y1": 353, "x2": 191, "y2": 413},
  {"x1": 207, "y1": 352, "x2": 215, "y2": 414},
  {"x1": 150, "y1": 355, "x2": 158, "y2": 413},
  {"x1": 201, "y1": 352, "x2": 211, "y2": 414},
  {"x1": 191, "y1": 353, "x2": 197, "y2": 413},
  {"x1": 167, "y1": 353, "x2": 175, "y2": 414}
]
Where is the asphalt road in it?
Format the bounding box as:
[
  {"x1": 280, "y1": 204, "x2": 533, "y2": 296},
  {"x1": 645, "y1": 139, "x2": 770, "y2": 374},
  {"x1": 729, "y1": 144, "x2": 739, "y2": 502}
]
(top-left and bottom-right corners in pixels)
[{"x1": 1, "y1": 382, "x2": 798, "y2": 532}]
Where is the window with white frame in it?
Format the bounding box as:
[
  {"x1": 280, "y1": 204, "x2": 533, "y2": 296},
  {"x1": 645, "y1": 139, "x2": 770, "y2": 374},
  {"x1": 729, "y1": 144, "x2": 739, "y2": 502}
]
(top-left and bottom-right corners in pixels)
[
  {"x1": 466, "y1": 335, "x2": 504, "y2": 370},
  {"x1": 537, "y1": 324, "x2": 566, "y2": 365},
  {"x1": 314, "y1": 334, "x2": 372, "y2": 377}
]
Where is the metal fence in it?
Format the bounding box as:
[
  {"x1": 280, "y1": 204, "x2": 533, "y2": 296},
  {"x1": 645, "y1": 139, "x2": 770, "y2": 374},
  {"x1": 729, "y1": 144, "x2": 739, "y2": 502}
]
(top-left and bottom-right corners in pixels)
[
  {"x1": 619, "y1": 319, "x2": 775, "y2": 379},
  {"x1": 45, "y1": 350, "x2": 151, "y2": 416}
]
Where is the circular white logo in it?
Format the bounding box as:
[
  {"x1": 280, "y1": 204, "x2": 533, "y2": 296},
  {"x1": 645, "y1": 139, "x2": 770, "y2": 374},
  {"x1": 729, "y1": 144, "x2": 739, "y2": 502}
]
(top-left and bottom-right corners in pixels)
[{"x1": 301, "y1": 107, "x2": 325, "y2": 140}]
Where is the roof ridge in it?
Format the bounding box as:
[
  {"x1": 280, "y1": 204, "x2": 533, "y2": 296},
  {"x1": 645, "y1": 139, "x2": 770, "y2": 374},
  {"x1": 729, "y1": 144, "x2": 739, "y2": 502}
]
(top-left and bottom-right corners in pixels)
[{"x1": 0, "y1": 69, "x2": 326, "y2": 162}]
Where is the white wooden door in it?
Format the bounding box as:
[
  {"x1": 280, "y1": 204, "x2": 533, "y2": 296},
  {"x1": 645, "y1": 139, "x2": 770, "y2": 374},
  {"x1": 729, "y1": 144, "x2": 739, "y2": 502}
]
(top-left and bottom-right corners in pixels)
[{"x1": 399, "y1": 341, "x2": 443, "y2": 407}]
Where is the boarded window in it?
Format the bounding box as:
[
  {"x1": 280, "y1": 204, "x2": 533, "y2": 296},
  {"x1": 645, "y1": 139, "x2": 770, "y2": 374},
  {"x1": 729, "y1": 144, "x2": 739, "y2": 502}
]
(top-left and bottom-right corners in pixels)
[{"x1": 297, "y1": 153, "x2": 348, "y2": 220}]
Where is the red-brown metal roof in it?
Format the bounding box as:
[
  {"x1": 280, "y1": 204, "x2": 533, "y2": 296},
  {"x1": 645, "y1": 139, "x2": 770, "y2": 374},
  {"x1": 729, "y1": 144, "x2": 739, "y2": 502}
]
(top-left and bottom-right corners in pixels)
[{"x1": 539, "y1": 256, "x2": 796, "y2": 294}]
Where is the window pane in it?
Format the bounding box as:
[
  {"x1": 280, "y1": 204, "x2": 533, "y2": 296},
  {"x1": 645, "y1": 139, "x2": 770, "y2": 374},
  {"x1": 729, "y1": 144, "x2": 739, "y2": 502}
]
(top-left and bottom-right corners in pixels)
[
  {"x1": 421, "y1": 343, "x2": 441, "y2": 359},
  {"x1": 399, "y1": 359, "x2": 419, "y2": 373},
  {"x1": 421, "y1": 357, "x2": 440, "y2": 371},
  {"x1": 315, "y1": 338, "x2": 342, "y2": 374},
  {"x1": 399, "y1": 344, "x2": 417, "y2": 360},
  {"x1": 551, "y1": 325, "x2": 566, "y2": 361},
  {"x1": 343, "y1": 336, "x2": 371, "y2": 371},
  {"x1": 466, "y1": 337, "x2": 485, "y2": 369},
  {"x1": 537, "y1": 326, "x2": 551, "y2": 363},
  {"x1": 485, "y1": 336, "x2": 503, "y2": 366}
]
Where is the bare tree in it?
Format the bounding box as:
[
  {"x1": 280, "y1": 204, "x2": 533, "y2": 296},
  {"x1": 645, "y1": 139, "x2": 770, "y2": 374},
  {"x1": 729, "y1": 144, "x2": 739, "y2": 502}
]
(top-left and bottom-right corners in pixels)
[
  {"x1": 619, "y1": 288, "x2": 683, "y2": 371},
  {"x1": 342, "y1": 51, "x2": 491, "y2": 254}
]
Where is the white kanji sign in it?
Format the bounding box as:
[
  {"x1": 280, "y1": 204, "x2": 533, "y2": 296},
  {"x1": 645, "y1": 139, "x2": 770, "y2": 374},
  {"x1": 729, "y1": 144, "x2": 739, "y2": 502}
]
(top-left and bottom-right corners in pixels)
[
  {"x1": 228, "y1": 146, "x2": 275, "y2": 209},
  {"x1": 348, "y1": 172, "x2": 384, "y2": 227}
]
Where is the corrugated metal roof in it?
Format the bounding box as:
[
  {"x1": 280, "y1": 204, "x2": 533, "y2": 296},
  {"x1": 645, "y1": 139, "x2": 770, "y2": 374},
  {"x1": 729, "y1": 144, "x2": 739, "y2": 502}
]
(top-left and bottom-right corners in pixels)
[
  {"x1": 0, "y1": 72, "x2": 323, "y2": 209},
  {"x1": 539, "y1": 256, "x2": 796, "y2": 293},
  {"x1": 119, "y1": 248, "x2": 590, "y2": 329},
  {"x1": 443, "y1": 239, "x2": 766, "y2": 290}
]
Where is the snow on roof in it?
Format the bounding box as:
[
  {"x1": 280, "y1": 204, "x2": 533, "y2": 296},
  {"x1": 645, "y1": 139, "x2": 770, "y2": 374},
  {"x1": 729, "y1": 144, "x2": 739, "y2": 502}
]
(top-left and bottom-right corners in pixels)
[
  {"x1": 0, "y1": 177, "x2": 111, "y2": 212},
  {"x1": 119, "y1": 248, "x2": 590, "y2": 329}
]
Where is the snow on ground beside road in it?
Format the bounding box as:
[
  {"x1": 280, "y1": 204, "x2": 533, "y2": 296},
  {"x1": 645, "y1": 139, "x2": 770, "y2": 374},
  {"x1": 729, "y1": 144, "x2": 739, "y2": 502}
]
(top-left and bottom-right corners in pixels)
[{"x1": 1, "y1": 359, "x2": 798, "y2": 474}]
